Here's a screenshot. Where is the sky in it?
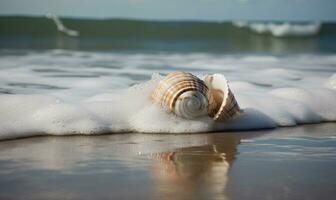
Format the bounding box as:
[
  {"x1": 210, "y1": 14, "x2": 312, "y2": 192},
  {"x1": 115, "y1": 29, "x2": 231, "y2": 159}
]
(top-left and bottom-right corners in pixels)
[{"x1": 0, "y1": 0, "x2": 336, "y2": 21}]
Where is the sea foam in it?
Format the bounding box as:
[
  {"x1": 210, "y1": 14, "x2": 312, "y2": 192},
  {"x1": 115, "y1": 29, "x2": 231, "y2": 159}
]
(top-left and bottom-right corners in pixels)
[
  {"x1": 1, "y1": 50, "x2": 336, "y2": 140},
  {"x1": 1, "y1": 73, "x2": 336, "y2": 140},
  {"x1": 233, "y1": 21, "x2": 321, "y2": 37}
]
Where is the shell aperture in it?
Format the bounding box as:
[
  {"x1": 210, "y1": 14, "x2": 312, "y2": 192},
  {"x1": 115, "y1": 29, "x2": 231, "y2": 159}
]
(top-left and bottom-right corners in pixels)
[{"x1": 204, "y1": 74, "x2": 242, "y2": 121}]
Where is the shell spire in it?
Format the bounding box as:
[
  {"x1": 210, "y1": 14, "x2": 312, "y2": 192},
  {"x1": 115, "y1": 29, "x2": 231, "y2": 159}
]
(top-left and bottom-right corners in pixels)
[{"x1": 151, "y1": 72, "x2": 212, "y2": 119}]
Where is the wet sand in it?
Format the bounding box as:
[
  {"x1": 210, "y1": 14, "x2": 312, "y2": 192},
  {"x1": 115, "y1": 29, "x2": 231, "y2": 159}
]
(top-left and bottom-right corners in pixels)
[{"x1": 0, "y1": 123, "x2": 336, "y2": 200}]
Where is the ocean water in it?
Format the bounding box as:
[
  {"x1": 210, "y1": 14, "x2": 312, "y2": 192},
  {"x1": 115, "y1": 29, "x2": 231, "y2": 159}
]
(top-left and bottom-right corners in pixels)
[
  {"x1": 0, "y1": 16, "x2": 336, "y2": 140},
  {"x1": 1, "y1": 16, "x2": 336, "y2": 53}
]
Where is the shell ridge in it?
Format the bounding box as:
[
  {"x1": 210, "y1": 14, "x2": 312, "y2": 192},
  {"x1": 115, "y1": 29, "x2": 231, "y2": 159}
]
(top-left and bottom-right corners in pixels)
[{"x1": 164, "y1": 80, "x2": 208, "y2": 110}]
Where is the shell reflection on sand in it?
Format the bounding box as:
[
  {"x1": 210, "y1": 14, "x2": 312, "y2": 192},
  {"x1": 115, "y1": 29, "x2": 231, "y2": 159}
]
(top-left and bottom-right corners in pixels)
[
  {"x1": 148, "y1": 136, "x2": 240, "y2": 200},
  {"x1": 0, "y1": 132, "x2": 243, "y2": 200}
]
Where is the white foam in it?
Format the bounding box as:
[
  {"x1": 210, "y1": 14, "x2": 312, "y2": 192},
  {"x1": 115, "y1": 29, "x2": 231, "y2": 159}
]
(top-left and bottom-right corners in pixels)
[
  {"x1": 1, "y1": 50, "x2": 336, "y2": 140},
  {"x1": 233, "y1": 21, "x2": 321, "y2": 37},
  {"x1": 1, "y1": 73, "x2": 336, "y2": 140}
]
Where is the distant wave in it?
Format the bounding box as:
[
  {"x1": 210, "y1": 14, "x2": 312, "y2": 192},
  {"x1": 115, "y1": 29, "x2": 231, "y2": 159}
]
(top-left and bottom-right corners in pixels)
[
  {"x1": 0, "y1": 16, "x2": 334, "y2": 39},
  {"x1": 1, "y1": 16, "x2": 336, "y2": 53},
  {"x1": 233, "y1": 21, "x2": 321, "y2": 37}
]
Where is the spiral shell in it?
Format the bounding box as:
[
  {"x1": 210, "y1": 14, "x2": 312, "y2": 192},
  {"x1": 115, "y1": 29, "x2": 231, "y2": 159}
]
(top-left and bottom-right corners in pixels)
[
  {"x1": 204, "y1": 74, "x2": 241, "y2": 121},
  {"x1": 151, "y1": 71, "x2": 241, "y2": 121},
  {"x1": 151, "y1": 72, "x2": 215, "y2": 119}
]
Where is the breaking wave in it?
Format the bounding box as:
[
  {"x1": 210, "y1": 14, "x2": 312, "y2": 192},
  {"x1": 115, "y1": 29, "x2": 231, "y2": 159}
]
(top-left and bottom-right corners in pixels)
[{"x1": 233, "y1": 21, "x2": 321, "y2": 37}]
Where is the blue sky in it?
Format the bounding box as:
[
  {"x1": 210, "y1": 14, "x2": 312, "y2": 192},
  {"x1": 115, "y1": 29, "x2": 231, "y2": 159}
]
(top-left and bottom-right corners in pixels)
[{"x1": 0, "y1": 0, "x2": 336, "y2": 21}]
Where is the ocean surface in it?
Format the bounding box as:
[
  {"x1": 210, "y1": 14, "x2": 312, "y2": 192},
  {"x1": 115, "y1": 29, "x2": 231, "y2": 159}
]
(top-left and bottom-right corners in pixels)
[
  {"x1": 1, "y1": 16, "x2": 336, "y2": 53},
  {"x1": 0, "y1": 16, "x2": 336, "y2": 140}
]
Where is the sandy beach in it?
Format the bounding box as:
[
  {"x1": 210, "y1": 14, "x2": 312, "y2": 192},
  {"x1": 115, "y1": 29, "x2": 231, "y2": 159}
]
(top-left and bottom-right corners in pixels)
[{"x1": 1, "y1": 123, "x2": 336, "y2": 200}]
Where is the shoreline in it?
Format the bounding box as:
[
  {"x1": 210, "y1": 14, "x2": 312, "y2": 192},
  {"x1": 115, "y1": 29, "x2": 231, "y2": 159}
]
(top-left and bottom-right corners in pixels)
[{"x1": 0, "y1": 122, "x2": 335, "y2": 142}]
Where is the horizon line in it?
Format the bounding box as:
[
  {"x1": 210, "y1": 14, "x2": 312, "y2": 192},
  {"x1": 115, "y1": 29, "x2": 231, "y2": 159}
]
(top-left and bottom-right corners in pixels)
[{"x1": 0, "y1": 14, "x2": 336, "y2": 23}]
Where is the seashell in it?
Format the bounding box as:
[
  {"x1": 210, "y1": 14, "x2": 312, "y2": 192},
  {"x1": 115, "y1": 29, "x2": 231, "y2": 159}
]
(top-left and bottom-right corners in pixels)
[
  {"x1": 151, "y1": 71, "x2": 241, "y2": 121},
  {"x1": 204, "y1": 74, "x2": 242, "y2": 121},
  {"x1": 151, "y1": 71, "x2": 215, "y2": 119}
]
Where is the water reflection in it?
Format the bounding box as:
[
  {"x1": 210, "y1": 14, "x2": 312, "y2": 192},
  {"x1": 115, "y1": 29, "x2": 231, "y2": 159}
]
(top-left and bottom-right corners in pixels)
[
  {"x1": 1, "y1": 124, "x2": 335, "y2": 200},
  {"x1": 149, "y1": 135, "x2": 241, "y2": 200},
  {"x1": 233, "y1": 35, "x2": 320, "y2": 53},
  {"x1": 0, "y1": 133, "x2": 246, "y2": 200},
  {"x1": 54, "y1": 36, "x2": 80, "y2": 49}
]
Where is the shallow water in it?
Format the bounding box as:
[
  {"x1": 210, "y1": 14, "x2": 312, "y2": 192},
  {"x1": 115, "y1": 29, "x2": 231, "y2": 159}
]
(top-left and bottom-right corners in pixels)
[{"x1": 0, "y1": 123, "x2": 336, "y2": 200}]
